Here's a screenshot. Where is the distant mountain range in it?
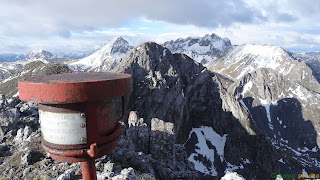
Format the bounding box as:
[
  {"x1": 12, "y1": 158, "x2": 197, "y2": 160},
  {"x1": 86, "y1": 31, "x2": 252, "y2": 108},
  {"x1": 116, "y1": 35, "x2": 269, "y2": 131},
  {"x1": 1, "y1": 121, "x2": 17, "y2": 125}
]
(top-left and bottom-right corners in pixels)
[
  {"x1": 0, "y1": 33, "x2": 319, "y2": 179},
  {"x1": 163, "y1": 33, "x2": 231, "y2": 66},
  {"x1": 0, "y1": 51, "x2": 90, "y2": 62},
  {"x1": 301, "y1": 51, "x2": 320, "y2": 56},
  {"x1": 0, "y1": 54, "x2": 26, "y2": 62}
]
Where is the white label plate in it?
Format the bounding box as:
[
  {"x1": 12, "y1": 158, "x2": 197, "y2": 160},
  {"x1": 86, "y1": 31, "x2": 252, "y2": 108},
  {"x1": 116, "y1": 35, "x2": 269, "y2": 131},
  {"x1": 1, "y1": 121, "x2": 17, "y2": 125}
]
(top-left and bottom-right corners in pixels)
[{"x1": 39, "y1": 110, "x2": 87, "y2": 145}]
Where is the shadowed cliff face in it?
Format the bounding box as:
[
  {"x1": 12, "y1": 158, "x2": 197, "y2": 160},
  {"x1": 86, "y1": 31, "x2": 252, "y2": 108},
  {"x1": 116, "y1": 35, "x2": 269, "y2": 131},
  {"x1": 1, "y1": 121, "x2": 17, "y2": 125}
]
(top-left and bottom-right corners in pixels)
[
  {"x1": 244, "y1": 97, "x2": 317, "y2": 149},
  {"x1": 229, "y1": 67, "x2": 320, "y2": 176},
  {"x1": 112, "y1": 42, "x2": 320, "y2": 179},
  {"x1": 231, "y1": 68, "x2": 320, "y2": 147},
  {"x1": 241, "y1": 97, "x2": 320, "y2": 174}
]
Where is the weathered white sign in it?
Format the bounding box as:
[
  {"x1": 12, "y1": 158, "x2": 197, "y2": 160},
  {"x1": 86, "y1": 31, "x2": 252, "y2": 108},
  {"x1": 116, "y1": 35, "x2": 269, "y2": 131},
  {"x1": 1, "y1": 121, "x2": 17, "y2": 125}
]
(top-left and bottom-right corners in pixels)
[{"x1": 39, "y1": 110, "x2": 87, "y2": 145}]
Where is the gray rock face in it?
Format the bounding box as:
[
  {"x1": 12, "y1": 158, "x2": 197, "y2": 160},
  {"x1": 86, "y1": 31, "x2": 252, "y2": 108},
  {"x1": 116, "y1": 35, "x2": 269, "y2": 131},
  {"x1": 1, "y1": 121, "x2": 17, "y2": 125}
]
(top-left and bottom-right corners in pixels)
[
  {"x1": 15, "y1": 101, "x2": 38, "y2": 117},
  {"x1": 113, "y1": 42, "x2": 208, "y2": 143},
  {"x1": 0, "y1": 108, "x2": 19, "y2": 127},
  {"x1": 109, "y1": 116, "x2": 197, "y2": 179},
  {"x1": 21, "y1": 150, "x2": 44, "y2": 165},
  {"x1": 97, "y1": 161, "x2": 115, "y2": 178},
  {"x1": 0, "y1": 143, "x2": 10, "y2": 157},
  {"x1": 110, "y1": 37, "x2": 134, "y2": 55},
  {"x1": 111, "y1": 42, "x2": 288, "y2": 179},
  {"x1": 292, "y1": 52, "x2": 320, "y2": 83},
  {"x1": 125, "y1": 117, "x2": 150, "y2": 153},
  {"x1": 56, "y1": 169, "x2": 76, "y2": 180},
  {"x1": 150, "y1": 118, "x2": 175, "y2": 169},
  {"x1": 0, "y1": 108, "x2": 19, "y2": 142},
  {"x1": 14, "y1": 126, "x2": 32, "y2": 144},
  {"x1": 112, "y1": 167, "x2": 140, "y2": 180},
  {"x1": 0, "y1": 94, "x2": 8, "y2": 110}
]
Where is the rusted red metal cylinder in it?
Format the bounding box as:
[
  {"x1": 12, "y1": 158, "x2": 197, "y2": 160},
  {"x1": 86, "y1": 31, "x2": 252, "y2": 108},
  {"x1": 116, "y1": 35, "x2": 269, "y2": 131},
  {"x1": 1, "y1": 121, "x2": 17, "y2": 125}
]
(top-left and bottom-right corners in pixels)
[{"x1": 18, "y1": 72, "x2": 132, "y2": 180}]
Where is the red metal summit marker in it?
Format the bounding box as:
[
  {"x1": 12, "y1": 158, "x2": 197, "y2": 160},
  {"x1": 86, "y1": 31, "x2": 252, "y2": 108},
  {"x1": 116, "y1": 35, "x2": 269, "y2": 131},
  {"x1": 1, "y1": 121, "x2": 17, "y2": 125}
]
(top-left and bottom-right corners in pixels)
[{"x1": 18, "y1": 72, "x2": 132, "y2": 180}]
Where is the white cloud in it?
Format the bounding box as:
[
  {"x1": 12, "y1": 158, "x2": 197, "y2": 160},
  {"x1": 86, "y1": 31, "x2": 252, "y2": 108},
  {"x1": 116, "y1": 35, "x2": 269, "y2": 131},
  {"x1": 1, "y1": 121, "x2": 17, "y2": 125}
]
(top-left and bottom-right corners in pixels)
[
  {"x1": 0, "y1": 0, "x2": 319, "y2": 53},
  {"x1": 0, "y1": 0, "x2": 265, "y2": 38},
  {"x1": 212, "y1": 22, "x2": 320, "y2": 52}
]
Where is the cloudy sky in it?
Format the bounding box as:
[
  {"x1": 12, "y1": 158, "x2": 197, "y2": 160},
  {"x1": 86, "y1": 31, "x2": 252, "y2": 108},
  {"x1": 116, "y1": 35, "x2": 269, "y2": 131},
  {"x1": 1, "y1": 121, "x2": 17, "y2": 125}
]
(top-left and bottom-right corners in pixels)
[{"x1": 0, "y1": 0, "x2": 319, "y2": 54}]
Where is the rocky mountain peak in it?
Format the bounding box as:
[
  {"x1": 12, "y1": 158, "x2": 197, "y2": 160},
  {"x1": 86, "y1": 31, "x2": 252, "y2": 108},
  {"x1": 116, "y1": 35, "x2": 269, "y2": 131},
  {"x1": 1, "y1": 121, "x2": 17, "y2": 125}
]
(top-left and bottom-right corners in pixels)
[
  {"x1": 113, "y1": 42, "x2": 210, "y2": 141},
  {"x1": 199, "y1": 33, "x2": 231, "y2": 48},
  {"x1": 95, "y1": 36, "x2": 134, "y2": 56},
  {"x1": 25, "y1": 49, "x2": 55, "y2": 61},
  {"x1": 164, "y1": 33, "x2": 231, "y2": 52},
  {"x1": 68, "y1": 37, "x2": 134, "y2": 72},
  {"x1": 109, "y1": 36, "x2": 134, "y2": 55},
  {"x1": 113, "y1": 42, "x2": 204, "y2": 84},
  {"x1": 163, "y1": 33, "x2": 231, "y2": 66},
  {"x1": 114, "y1": 42, "x2": 169, "y2": 70}
]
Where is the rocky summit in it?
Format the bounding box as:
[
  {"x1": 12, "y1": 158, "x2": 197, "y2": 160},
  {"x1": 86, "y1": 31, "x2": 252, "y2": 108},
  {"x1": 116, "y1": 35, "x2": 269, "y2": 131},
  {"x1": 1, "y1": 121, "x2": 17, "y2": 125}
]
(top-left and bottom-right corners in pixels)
[
  {"x1": 0, "y1": 34, "x2": 319, "y2": 180},
  {"x1": 163, "y1": 33, "x2": 231, "y2": 66},
  {"x1": 68, "y1": 37, "x2": 134, "y2": 72}
]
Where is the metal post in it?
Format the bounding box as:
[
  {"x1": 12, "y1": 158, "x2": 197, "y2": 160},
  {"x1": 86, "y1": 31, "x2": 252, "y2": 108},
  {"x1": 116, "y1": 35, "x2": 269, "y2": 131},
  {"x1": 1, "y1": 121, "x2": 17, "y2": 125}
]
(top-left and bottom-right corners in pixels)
[{"x1": 81, "y1": 159, "x2": 97, "y2": 180}]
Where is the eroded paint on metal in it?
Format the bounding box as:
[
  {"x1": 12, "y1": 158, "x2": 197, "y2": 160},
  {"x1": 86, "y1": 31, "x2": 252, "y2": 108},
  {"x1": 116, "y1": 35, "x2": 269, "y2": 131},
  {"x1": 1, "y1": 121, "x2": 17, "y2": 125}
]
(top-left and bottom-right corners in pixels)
[{"x1": 18, "y1": 72, "x2": 132, "y2": 104}]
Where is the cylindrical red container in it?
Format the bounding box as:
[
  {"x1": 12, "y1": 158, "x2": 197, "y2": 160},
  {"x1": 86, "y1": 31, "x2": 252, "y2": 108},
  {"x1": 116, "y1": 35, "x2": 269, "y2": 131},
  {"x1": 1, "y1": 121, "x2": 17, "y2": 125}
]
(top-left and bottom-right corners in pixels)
[{"x1": 18, "y1": 72, "x2": 132, "y2": 179}]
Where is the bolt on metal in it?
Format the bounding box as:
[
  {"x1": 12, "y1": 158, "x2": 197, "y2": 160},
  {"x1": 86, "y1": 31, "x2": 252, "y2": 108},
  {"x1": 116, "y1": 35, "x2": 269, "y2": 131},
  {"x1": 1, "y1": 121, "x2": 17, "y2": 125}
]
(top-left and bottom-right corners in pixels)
[
  {"x1": 80, "y1": 137, "x2": 87, "y2": 142},
  {"x1": 80, "y1": 113, "x2": 86, "y2": 118},
  {"x1": 80, "y1": 123, "x2": 86, "y2": 128}
]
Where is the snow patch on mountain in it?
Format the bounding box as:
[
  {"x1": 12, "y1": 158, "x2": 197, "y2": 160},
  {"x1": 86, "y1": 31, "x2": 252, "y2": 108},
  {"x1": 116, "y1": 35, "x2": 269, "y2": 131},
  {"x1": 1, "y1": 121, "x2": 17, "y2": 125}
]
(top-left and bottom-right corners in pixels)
[
  {"x1": 288, "y1": 85, "x2": 312, "y2": 101},
  {"x1": 221, "y1": 171, "x2": 245, "y2": 180},
  {"x1": 69, "y1": 37, "x2": 133, "y2": 72},
  {"x1": 226, "y1": 44, "x2": 284, "y2": 69},
  {"x1": 239, "y1": 99, "x2": 249, "y2": 112},
  {"x1": 185, "y1": 126, "x2": 227, "y2": 176},
  {"x1": 0, "y1": 63, "x2": 22, "y2": 77},
  {"x1": 209, "y1": 44, "x2": 294, "y2": 80},
  {"x1": 241, "y1": 81, "x2": 253, "y2": 96},
  {"x1": 259, "y1": 98, "x2": 278, "y2": 130},
  {"x1": 164, "y1": 33, "x2": 231, "y2": 66},
  {"x1": 225, "y1": 162, "x2": 244, "y2": 173}
]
